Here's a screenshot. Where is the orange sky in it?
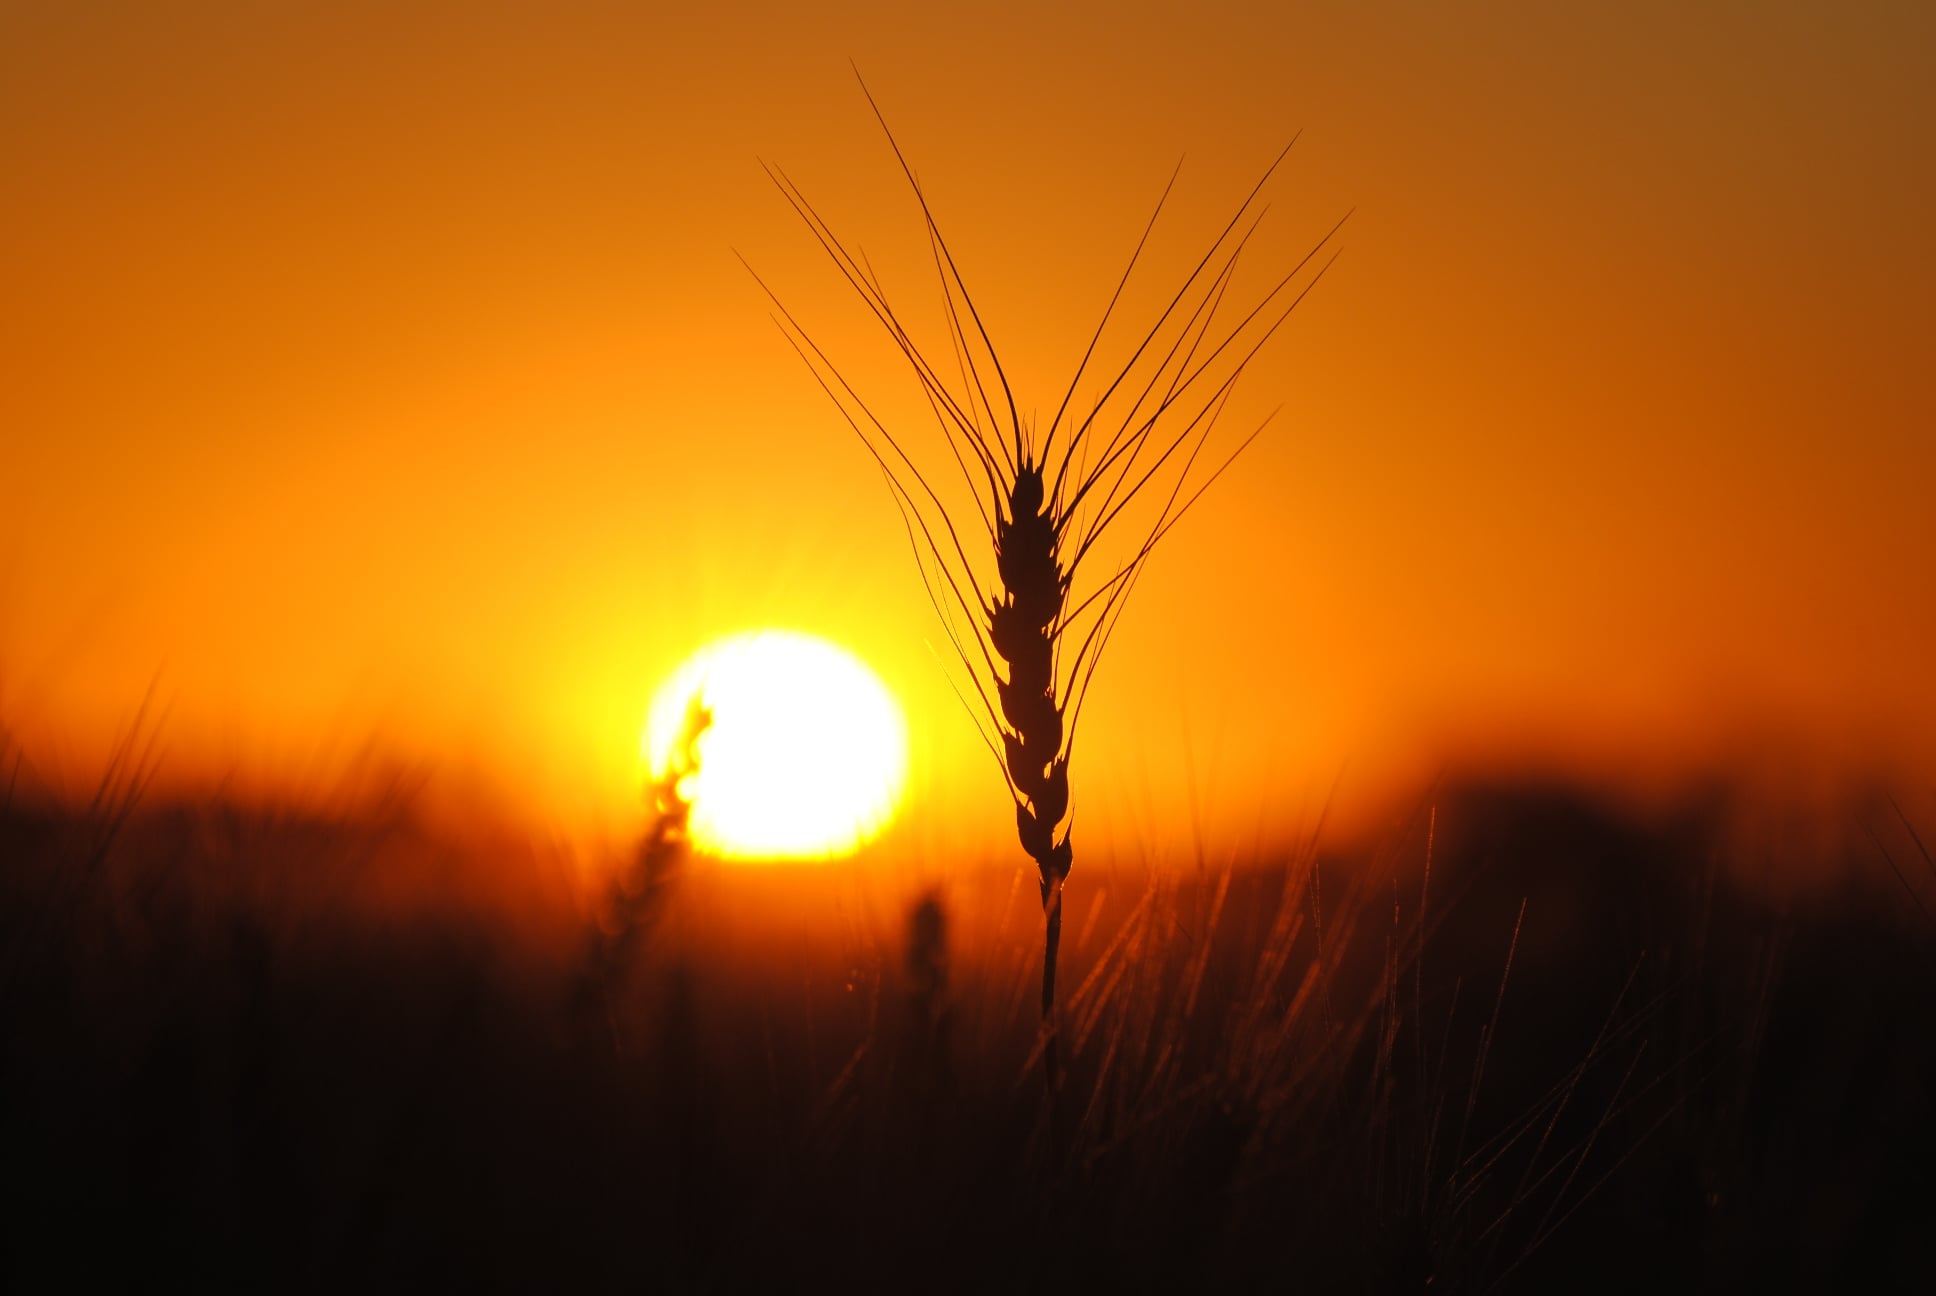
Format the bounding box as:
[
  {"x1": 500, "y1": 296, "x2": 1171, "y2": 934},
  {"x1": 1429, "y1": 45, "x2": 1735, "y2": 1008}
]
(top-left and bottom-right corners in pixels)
[{"x1": 4, "y1": 2, "x2": 1932, "y2": 854}]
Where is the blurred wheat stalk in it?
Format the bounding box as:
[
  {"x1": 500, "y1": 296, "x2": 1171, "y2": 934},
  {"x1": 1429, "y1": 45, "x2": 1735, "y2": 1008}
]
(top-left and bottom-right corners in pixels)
[
  {"x1": 581, "y1": 696, "x2": 710, "y2": 1050},
  {"x1": 750, "y1": 75, "x2": 1345, "y2": 1079}
]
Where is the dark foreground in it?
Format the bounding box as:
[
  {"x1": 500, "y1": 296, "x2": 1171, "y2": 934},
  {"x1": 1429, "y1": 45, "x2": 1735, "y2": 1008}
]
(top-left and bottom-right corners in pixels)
[{"x1": 3, "y1": 778, "x2": 1933, "y2": 1292}]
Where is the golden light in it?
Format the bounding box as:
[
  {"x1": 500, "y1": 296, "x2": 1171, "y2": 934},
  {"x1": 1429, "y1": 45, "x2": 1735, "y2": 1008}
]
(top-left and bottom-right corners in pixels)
[{"x1": 643, "y1": 630, "x2": 909, "y2": 860}]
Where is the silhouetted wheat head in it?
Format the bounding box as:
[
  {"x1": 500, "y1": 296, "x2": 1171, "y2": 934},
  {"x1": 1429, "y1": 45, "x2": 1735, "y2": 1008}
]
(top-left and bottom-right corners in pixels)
[
  {"x1": 748, "y1": 75, "x2": 1346, "y2": 1066},
  {"x1": 580, "y1": 695, "x2": 710, "y2": 1050}
]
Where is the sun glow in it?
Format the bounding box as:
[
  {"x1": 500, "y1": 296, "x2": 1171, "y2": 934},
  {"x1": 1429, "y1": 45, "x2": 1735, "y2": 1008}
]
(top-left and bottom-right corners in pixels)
[{"x1": 644, "y1": 631, "x2": 908, "y2": 860}]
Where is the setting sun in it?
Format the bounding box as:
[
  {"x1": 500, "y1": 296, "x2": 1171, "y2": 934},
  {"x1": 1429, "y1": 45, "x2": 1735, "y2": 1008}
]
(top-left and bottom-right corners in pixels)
[{"x1": 644, "y1": 630, "x2": 907, "y2": 860}]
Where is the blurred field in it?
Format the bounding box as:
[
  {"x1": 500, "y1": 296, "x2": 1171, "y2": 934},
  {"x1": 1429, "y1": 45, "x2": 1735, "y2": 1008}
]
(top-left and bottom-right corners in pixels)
[{"x1": 3, "y1": 764, "x2": 1933, "y2": 1292}]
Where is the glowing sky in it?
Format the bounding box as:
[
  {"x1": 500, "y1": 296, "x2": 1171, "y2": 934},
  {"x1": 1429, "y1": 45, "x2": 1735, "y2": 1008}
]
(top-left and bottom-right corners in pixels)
[{"x1": 3, "y1": 2, "x2": 1931, "y2": 850}]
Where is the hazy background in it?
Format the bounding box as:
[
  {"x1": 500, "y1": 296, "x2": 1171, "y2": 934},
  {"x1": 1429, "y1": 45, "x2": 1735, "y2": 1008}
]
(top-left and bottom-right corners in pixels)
[{"x1": 4, "y1": 1, "x2": 1931, "y2": 856}]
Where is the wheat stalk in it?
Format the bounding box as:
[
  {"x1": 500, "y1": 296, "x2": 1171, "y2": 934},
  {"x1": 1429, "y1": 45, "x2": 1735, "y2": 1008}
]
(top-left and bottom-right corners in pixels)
[
  {"x1": 748, "y1": 72, "x2": 1345, "y2": 1076},
  {"x1": 580, "y1": 695, "x2": 710, "y2": 1051}
]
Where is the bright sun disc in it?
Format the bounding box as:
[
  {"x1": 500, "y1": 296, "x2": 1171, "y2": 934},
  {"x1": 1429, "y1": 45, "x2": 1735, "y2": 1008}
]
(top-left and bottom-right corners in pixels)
[{"x1": 644, "y1": 631, "x2": 908, "y2": 860}]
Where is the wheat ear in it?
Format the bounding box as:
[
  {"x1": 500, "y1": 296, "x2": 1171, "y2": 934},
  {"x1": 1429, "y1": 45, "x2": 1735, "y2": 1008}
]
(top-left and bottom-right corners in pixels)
[{"x1": 746, "y1": 71, "x2": 1346, "y2": 1066}]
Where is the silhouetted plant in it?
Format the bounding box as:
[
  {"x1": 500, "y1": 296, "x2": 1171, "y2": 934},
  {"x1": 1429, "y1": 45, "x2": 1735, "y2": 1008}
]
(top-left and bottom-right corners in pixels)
[
  {"x1": 581, "y1": 695, "x2": 710, "y2": 1049},
  {"x1": 902, "y1": 889, "x2": 954, "y2": 1097},
  {"x1": 751, "y1": 73, "x2": 1346, "y2": 1079}
]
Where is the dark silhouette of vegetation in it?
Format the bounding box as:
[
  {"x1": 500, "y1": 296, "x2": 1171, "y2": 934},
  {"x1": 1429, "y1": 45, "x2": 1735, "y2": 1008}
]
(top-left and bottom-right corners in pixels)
[
  {"x1": 578, "y1": 695, "x2": 709, "y2": 1050},
  {"x1": 747, "y1": 75, "x2": 1348, "y2": 1077},
  {"x1": 3, "y1": 765, "x2": 1933, "y2": 1290}
]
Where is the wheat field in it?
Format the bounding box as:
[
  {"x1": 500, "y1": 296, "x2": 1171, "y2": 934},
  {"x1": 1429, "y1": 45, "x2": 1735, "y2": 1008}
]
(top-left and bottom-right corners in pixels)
[{"x1": 3, "y1": 761, "x2": 1932, "y2": 1290}]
